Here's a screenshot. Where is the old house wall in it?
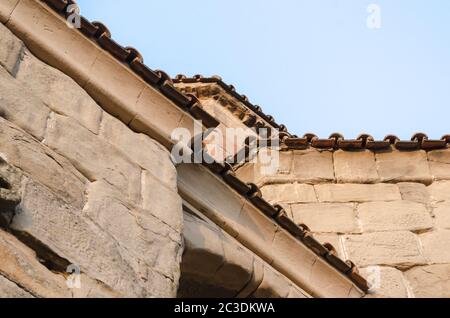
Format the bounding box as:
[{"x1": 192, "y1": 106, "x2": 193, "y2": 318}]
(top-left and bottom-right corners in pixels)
[
  {"x1": 236, "y1": 147, "x2": 450, "y2": 298},
  {"x1": 0, "y1": 22, "x2": 183, "y2": 297}
]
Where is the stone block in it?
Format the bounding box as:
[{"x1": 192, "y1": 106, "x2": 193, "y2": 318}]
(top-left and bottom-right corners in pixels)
[
  {"x1": 260, "y1": 183, "x2": 317, "y2": 204},
  {"x1": 419, "y1": 230, "x2": 450, "y2": 264},
  {"x1": 0, "y1": 21, "x2": 23, "y2": 75},
  {"x1": 16, "y1": 50, "x2": 102, "y2": 134},
  {"x1": 405, "y1": 264, "x2": 450, "y2": 298},
  {"x1": 334, "y1": 150, "x2": 379, "y2": 184},
  {"x1": 428, "y1": 149, "x2": 450, "y2": 181},
  {"x1": 428, "y1": 181, "x2": 450, "y2": 202},
  {"x1": 313, "y1": 233, "x2": 345, "y2": 259},
  {"x1": 0, "y1": 275, "x2": 33, "y2": 298},
  {"x1": 434, "y1": 202, "x2": 450, "y2": 229},
  {"x1": 251, "y1": 266, "x2": 290, "y2": 298},
  {"x1": 358, "y1": 201, "x2": 433, "y2": 232},
  {"x1": 0, "y1": 0, "x2": 19, "y2": 23},
  {"x1": 360, "y1": 266, "x2": 408, "y2": 298},
  {"x1": 343, "y1": 232, "x2": 426, "y2": 269},
  {"x1": 291, "y1": 203, "x2": 360, "y2": 234},
  {"x1": 398, "y1": 182, "x2": 430, "y2": 204},
  {"x1": 292, "y1": 149, "x2": 335, "y2": 183},
  {"x1": 315, "y1": 184, "x2": 401, "y2": 203},
  {"x1": 376, "y1": 150, "x2": 432, "y2": 185}
]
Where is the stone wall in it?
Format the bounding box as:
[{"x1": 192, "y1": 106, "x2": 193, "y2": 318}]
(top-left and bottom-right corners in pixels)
[
  {"x1": 236, "y1": 148, "x2": 450, "y2": 298},
  {"x1": 0, "y1": 22, "x2": 183, "y2": 297}
]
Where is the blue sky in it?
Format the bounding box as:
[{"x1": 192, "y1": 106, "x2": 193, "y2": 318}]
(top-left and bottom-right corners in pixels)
[{"x1": 77, "y1": 0, "x2": 450, "y2": 139}]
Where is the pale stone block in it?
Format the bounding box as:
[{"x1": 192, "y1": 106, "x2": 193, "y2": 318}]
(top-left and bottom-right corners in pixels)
[
  {"x1": 376, "y1": 150, "x2": 432, "y2": 185},
  {"x1": 260, "y1": 183, "x2": 317, "y2": 204},
  {"x1": 398, "y1": 182, "x2": 430, "y2": 204},
  {"x1": 360, "y1": 266, "x2": 408, "y2": 298},
  {"x1": 419, "y1": 230, "x2": 450, "y2": 264},
  {"x1": 287, "y1": 286, "x2": 309, "y2": 298},
  {"x1": 0, "y1": 275, "x2": 33, "y2": 298},
  {"x1": 434, "y1": 202, "x2": 450, "y2": 229},
  {"x1": 0, "y1": 21, "x2": 24, "y2": 75},
  {"x1": 291, "y1": 203, "x2": 360, "y2": 234},
  {"x1": 334, "y1": 150, "x2": 379, "y2": 184},
  {"x1": 428, "y1": 181, "x2": 450, "y2": 202},
  {"x1": 313, "y1": 233, "x2": 345, "y2": 259},
  {"x1": 45, "y1": 114, "x2": 141, "y2": 203},
  {"x1": 100, "y1": 112, "x2": 177, "y2": 190},
  {"x1": 315, "y1": 184, "x2": 401, "y2": 203},
  {"x1": 0, "y1": 118, "x2": 87, "y2": 208},
  {"x1": 428, "y1": 149, "x2": 450, "y2": 180},
  {"x1": 358, "y1": 201, "x2": 433, "y2": 232},
  {"x1": 16, "y1": 50, "x2": 102, "y2": 134},
  {"x1": 0, "y1": 0, "x2": 19, "y2": 23},
  {"x1": 405, "y1": 264, "x2": 450, "y2": 298},
  {"x1": 0, "y1": 67, "x2": 49, "y2": 140},
  {"x1": 343, "y1": 232, "x2": 426, "y2": 269},
  {"x1": 292, "y1": 149, "x2": 335, "y2": 183},
  {"x1": 309, "y1": 257, "x2": 355, "y2": 297}
]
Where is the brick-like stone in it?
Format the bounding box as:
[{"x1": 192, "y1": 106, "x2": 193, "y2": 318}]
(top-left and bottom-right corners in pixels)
[
  {"x1": 100, "y1": 112, "x2": 177, "y2": 190},
  {"x1": 0, "y1": 67, "x2": 49, "y2": 140},
  {"x1": 0, "y1": 275, "x2": 33, "y2": 298},
  {"x1": 420, "y1": 230, "x2": 450, "y2": 264},
  {"x1": 16, "y1": 50, "x2": 102, "y2": 134},
  {"x1": 291, "y1": 203, "x2": 360, "y2": 234},
  {"x1": 360, "y1": 266, "x2": 408, "y2": 298},
  {"x1": 434, "y1": 202, "x2": 450, "y2": 229},
  {"x1": 376, "y1": 150, "x2": 432, "y2": 185},
  {"x1": 428, "y1": 149, "x2": 450, "y2": 181},
  {"x1": 45, "y1": 114, "x2": 141, "y2": 203},
  {"x1": 0, "y1": 21, "x2": 24, "y2": 75},
  {"x1": 398, "y1": 182, "x2": 430, "y2": 204},
  {"x1": 313, "y1": 233, "x2": 345, "y2": 259},
  {"x1": 428, "y1": 181, "x2": 450, "y2": 202},
  {"x1": 292, "y1": 149, "x2": 334, "y2": 183},
  {"x1": 261, "y1": 183, "x2": 317, "y2": 204},
  {"x1": 358, "y1": 201, "x2": 433, "y2": 232},
  {"x1": 343, "y1": 232, "x2": 426, "y2": 269},
  {"x1": 315, "y1": 184, "x2": 401, "y2": 203},
  {"x1": 405, "y1": 264, "x2": 450, "y2": 298},
  {"x1": 0, "y1": 118, "x2": 87, "y2": 208},
  {"x1": 334, "y1": 150, "x2": 379, "y2": 184}
]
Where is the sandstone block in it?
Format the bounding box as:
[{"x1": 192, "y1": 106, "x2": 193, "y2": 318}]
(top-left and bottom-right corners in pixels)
[
  {"x1": 398, "y1": 182, "x2": 430, "y2": 204},
  {"x1": 334, "y1": 150, "x2": 379, "y2": 184},
  {"x1": 16, "y1": 50, "x2": 102, "y2": 134},
  {"x1": 434, "y1": 202, "x2": 450, "y2": 229},
  {"x1": 376, "y1": 150, "x2": 432, "y2": 185},
  {"x1": 292, "y1": 149, "x2": 334, "y2": 183},
  {"x1": 419, "y1": 230, "x2": 450, "y2": 264},
  {"x1": 315, "y1": 184, "x2": 401, "y2": 203},
  {"x1": 360, "y1": 266, "x2": 408, "y2": 298},
  {"x1": 291, "y1": 203, "x2": 360, "y2": 234},
  {"x1": 260, "y1": 183, "x2": 317, "y2": 204},
  {"x1": 100, "y1": 112, "x2": 177, "y2": 190},
  {"x1": 405, "y1": 264, "x2": 450, "y2": 298},
  {"x1": 343, "y1": 232, "x2": 426, "y2": 269},
  {"x1": 358, "y1": 201, "x2": 433, "y2": 232},
  {"x1": 428, "y1": 149, "x2": 450, "y2": 181},
  {"x1": 0, "y1": 118, "x2": 87, "y2": 208},
  {"x1": 0, "y1": 67, "x2": 49, "y2": 140},
  {"x1": 313, "y1": 233, "x2": 345, "y2": 259},
  {"x1": 0, "y1": 275, "x2": 33, "y2": 298},
  {"x1": 45, "y1": 114, "x2": 141, "y2": 203},
  {"x1": 428, "y1": 181, "x2": 450, "y2": 202},
  {"x1": 0, "y1": 21, "x2": 24, "y2": 75},
  {"x1": 0, "y1": 1, "x2": 19, "y2": 24}
]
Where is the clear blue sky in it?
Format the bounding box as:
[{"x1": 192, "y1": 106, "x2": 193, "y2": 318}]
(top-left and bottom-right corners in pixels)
[{"x1": 77, "y1": 0, "x2": 450, "y2": 140}]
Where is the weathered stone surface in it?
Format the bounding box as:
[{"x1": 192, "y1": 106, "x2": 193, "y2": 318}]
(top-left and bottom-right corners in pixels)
[
  {"x1": 0, "y1": 159, "x2": 22, "y2": 215},
  {"x1": 428, "y1": 181, "x2": 450, "y2": 202},
  {"x1": 360, "y1": 266, "x2": 408, "y2": 298},
  {"x1": 0, "y1": 22, "x2": 23, "y2": 75},
  {"x1": 292, "y1": 149, "x2": 334, "y2": 183},
  {"x1": 0, "y1": 118, "x2": 87, "y2": 208},
  {"x1": 100, "y1": 112, "x2": 177, "y2": 190},
  {"x1": 313, "y1": 233, "x2": 345, "y2": 259},
  {"x1": 45, "y1": 114, "x2": 141, "y2": 203},
  {"x1": 0, "y1": 0, "x2": 19, "y2": 24},
  {"x1": 405, "y1": 264, "x2": 450, "y2": 298},
  {"x1": 0, "y1": 275, "x2": 33, "y2": 298},
  {"x1": 334, "y1": 150, "x2": 379, "y2": 184},
  {"x1": 428, "y1": 149, "x2": 450, "y2": 180},
  {"x1": 434, "y1": 202, "x2": 450, "y2": 229},
  {"x1": 142, "y1": 171, "x2": 183, "y2": 232},
  {"x1": 291, "y1": 203, "x2": 359, "y2": 234},
  {"x1": 11, "y1": 179, "x2": 176, "y2": 297},
  {"x1": 419, "y1": 230, "x2": 450, "y2": 264},
  {"x1": 343, "y1": 232, "x2": 426, "y2": 269},
  {"x1": 376, "y1": 150, "x2": 432, "y2": 185},
  {"x1": 251, "y1": 266, "x2": 290, "y2": 298},
  {"x1": 398, "y1": 182, "x2": 430, "y2": 204},
  {"x1": 315, "y1": 184, "x2": 401, "y2": 203},
  {"x1": 16, "y1": 50, "x2": 102, "y2": 134},
  {"x1": 0, "y1": 67, "x2": 49, "y2": 140},
  {"x1": 358, "y1": 201, "x2": 433, "y2": 232},
  {"x1": 260, "y1": 183, "x2": 317, "y2": 204}
]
